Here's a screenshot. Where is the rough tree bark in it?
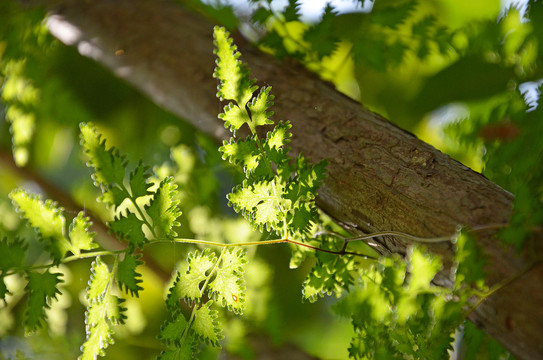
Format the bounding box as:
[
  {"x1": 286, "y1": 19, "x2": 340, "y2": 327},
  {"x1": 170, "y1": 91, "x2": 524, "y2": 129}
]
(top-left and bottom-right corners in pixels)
[{"x1": 44, "y1": 0, "x2": 543, "y2": 358}]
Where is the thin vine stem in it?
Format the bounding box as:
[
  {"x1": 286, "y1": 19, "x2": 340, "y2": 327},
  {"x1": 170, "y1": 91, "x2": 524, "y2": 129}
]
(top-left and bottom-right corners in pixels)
[
  {"x1": 3, "y1": 249, "x2": 126, "y2": 275},
  {"x1": 151, "y1": 237, "x2": 378, "y2": 260}
]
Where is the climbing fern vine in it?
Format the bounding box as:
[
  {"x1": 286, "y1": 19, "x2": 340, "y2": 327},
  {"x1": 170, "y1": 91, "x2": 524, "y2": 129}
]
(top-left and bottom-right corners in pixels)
[{"x1": 0, "y1": 23, "x2": 512, "y2": 360}]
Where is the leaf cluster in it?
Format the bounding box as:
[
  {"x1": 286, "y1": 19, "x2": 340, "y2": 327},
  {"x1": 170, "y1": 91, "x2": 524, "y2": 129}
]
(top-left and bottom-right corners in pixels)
[
  {"x1": 160, "y1": 248, "x2": 247, "y2": 358},
  {"x1": 2, "y1": 190, "x2": 99, "y2": 332},
  {"x1": 251, "y1": 0, "x2": 454, "y2": 70},
  {"x1": 335, "y1": 235, "x2": 487, "y2": 359},
  {"x1": 80, "y1": 122, "x2": 182, "y2": 248},
  {"x1": 214, "y1": 26, "x2": 327, "y2": 242}
]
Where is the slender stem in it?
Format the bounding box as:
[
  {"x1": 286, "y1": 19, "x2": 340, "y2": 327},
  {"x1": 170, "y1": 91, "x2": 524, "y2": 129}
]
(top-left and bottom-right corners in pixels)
[
  {"x1": 3, "y1": 249, "x2": 126, "y2": 276},
  {"x1": 344, "y1": 223, "x2": 510, "y2": 245},
  {"x1": 346, "y1": 231, "x2": 456, "y2": 244},
  {"x1": 150, "y1": 236, "x2": 378, "y2": 260}
]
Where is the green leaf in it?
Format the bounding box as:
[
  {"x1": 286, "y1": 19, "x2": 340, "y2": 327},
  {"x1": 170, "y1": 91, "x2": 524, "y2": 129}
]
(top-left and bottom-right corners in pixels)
[
  {"x1": 208, "y1": 248, "x2": 246, "y2": 314},
  {"x1": 157, "y1": 333, "x2": 195, "y2": 360},
  {"x1": 219, "y1": 136, "x2": 261, "y2": 173},
  {"x1": 158, "y1": 314, "x2": 196, "y2": 360},
  {"x1": 129, "y1": 161, "x2": 152, "y2": 198},
  {"x1": 159, "y1": 312, "x2": 189, "y2": 346},
  {"x1": 407, "y1": 246, "x2": 441, "y2": 292},
  {"x1": 99, "y1": 187, "x2": 127, "y2": 208},
  {"x1": 146, "y1": 177, "x2": 182, "y2": 238},
  {"x1": 371, "y1": 0, "x2": 416, "y2": 29},
  {"x1": 192, "y1": 301, "x2": 222, "y2": 346},
  {"x1": 0, "y1": 237, "x2": 27, "y2": 271},
  {"x1": 246, "y1": 86, "x2": 274, "y2": 132},
  {"x1": 25, "y1": 270, "x2": 63, "y2": 331},
  {"x1": 69, "y1": 212, "x2": 98, "y2": 255},
  {"x1": 218, "y1": 103, "x2": 251, "y2": 133},
  {"x1": 213, "y1": 26, "x2": 256, "y2": 108},
  {"x1": 283, "y1": 0, "x2": 300, "y2": 22},
  {"x1": 109, "y1": 211, "x2": 147, "y2": 249},
  {"x1": 166, "y1": 249, "x2": 217, "y2": 308},
  {"x1": 117, "y1": 253, "x2": 144, "y2": 297},
  {"x1": 81, "y1": 258, "x2": 126, "y2": 360},
  {"x1": 265, "y1": 121, "x2": 291, "y2": 151},
  {"x1": 80, "y1": 122, "x2": 127, "y2": 188},
  {"x1": 252, "y1": 7, "x2": 272, "y2": 25},
  {"x1": 303, "y1": 4, "x2": 340, "y2": 59},
  {"x1": 9, "y1": 189, "x2": 71, "y2": 261},
  {"x1": 0, "y1": 275, "x2": 9, "y2": 302},
  {"x1": 80, "y1": 317, "x2": 114, "y2": 360},
  {"x1": 227, "y1": 180, "x2": 287, "y2": 231},
  {"x1": 454, "y1": 232, "x2": 486, "y2": 290},
  {"x1": 87, "y1": 257, "x2": 113, "y2": 302}
]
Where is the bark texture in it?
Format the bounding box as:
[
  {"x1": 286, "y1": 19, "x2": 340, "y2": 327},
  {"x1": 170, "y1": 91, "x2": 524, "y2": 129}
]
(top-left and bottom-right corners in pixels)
[{"x1": 45, "y1": 0, "x2": 543, "y2": 358}]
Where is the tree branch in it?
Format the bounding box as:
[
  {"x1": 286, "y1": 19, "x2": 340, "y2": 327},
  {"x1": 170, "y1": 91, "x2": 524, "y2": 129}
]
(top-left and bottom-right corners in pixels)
[{"x1": 44, "y1": 1, "x2": 543, "y2": 358}]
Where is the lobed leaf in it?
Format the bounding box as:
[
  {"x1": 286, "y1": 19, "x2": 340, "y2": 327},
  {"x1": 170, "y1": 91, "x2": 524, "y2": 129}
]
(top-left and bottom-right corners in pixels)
[
  {"x1": 9, "y1": 189, "x2": 70, "y2": 261},
  {"x1": 219, "y1": 136, "x2": 261, "y2": 173},
  {"x1": 213, "y1": 26, "x2": 256, "y2": 108},
  {"x1": 157, "y1": 334, "x2": 195, "y2": 360},
  {"x1": 208, "y1": 248, "x2": 246, "y2": 314},
  {"x1": 246, "y1": 86, "x2": 274, "y2": 132},
  {"x1": 146, "y1": 177, "x2": 182, "y2": 239},
  {"x1": 191, "y1": 301, "x2": 223, "y2": 346},
  {"x1": 87, "y1": 257, "x2": 113, "y2": 303},
  {"x1": 227, "y1": 180, "x2": 288, "y2": 231},
  {"x1": 166, "y1": 249, "x2": 217, "y2": 308},
  {"x1": 25, "y1": 270, "x2": 63, "y2": 331},
  {"x1": 81, "y1": 258, "x2": 126, "y2": 360},
  {"x1": 109, "y1": 211, "x2": 147, "y2": 249},
  {"x1": 117, "y1": 252, "x2": 144, "y2": 297},
  {"x1": 79, "y1": 318, "x2": 114, "y2": 360},
  {"x1": 0, "y1": 237, "x2": 27, "y2": 271},
  {"x1": 159, "y1": 312, "x2": 189, "y2": 346},
  {"x1": 218, "y1": 103, "x2": 251, "y2": 133},
  {"x1": 129, "y1": 161, "x2": 152, "y2": 199},
  {"x1": 80, "y1": 122, "x2": 127, "y2": 189},
  {"x1": 69, "y1": 212, "x2": 98, "y2": 255}
]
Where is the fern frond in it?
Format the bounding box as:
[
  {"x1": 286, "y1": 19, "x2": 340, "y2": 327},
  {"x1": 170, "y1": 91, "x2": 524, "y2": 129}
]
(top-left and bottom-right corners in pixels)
[
  {"x1": 146, "y1": 177, "x2": 182, "y2": 238},
  {"x1": 117, "y1": 252, "x2": 144, "y2": 297},
  {"x1": 191, "y1": 301, "x2": 223, "y2": 346},
  {"x1": 166, "y1": 249, "x2": 217, "y2": 308},
  {"x1": 25, "y1": 270, "x2": 63, "y2": 331},
  {"x1": 9, "y1": 189, "x2": 70, "y2": 261},
  {"x1": 208, "y1": 248, "x2": 246, "y2": 314}
]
